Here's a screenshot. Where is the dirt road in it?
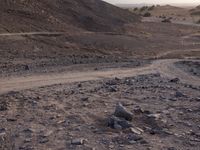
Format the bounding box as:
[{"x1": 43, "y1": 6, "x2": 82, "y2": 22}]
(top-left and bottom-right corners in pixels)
[
  {"x1": 0, "y1": 59, "x2": 199, "y2": 94},
  {"x1": 155, "y1": 49, "x2": 200, "y2": 58},
  {"x1": 0, "y1": 32, "x2": 67, "y2": 36}
]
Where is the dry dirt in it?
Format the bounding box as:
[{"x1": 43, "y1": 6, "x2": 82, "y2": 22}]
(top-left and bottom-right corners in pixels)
[
  {"x1": 0, "y1": 1, "x2": 200, "y2": 150},
  {"x1": 0, "y1": 52, "x2": 200, "y2": 150},
  {"x1": 0, "y1": 22, "x2": 200, "y2": 78},
  {"x1": 0, "y1": 59, "x2": 200, "y2": 150}
]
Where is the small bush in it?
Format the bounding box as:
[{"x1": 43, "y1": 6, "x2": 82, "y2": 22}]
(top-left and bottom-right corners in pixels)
[
  {"x1": 143, "y1": 12, "x2": 151, "y2": 17},
  {"x1": 148, "y1": 5, "x2": 155, "y2": 11},
  {"x1": 162, "y1": 18, "x2": 171, "y2": 23},
  {"x1": 161, "y1": 15, "x2": 166, "y2": 19},
  {"x1": 140, "y1": 6, "x2": 148, "y2": 12}
]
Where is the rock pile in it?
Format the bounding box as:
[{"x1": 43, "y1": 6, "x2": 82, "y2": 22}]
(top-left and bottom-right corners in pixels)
[{"x1": 107, "y1": 103, "x2": 133, "y2": 129}]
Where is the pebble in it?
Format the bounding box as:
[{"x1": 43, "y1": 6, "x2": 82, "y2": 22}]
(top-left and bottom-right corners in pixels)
[
  {"x1": 175, "y1": 91, "x2": 185, "y2": 97},
  {"x1": 130, "y1": 127, "x2": 143, "y2": 135},
  {"x1": 108, "y1": 86, "x2": 117, "y2": 92},
  {"x1": 77, "y1": 83, "x2": 82, "y2": 88},
  {"x1": 129, "y1": 140, "x2": 137, "y2": 144},
  {"x1": 133, "y1": 106, "x2": 144, "y2": 114},
  {"x1": 178, "y1": 111, "x2": 184, "y2": 115},
  {"x1": 71, "y1": 138, "x2": 85, "y2": 145},
  {"x1": 162, "y1": 110, "x2": 170, "y2": 115},
  {"x1": 195, "y1": 97, "x2": 200, "y2": 101},
  {"x1": 168, "y1": 147, "x2": 177, "y2": 150},
  {"x1": 147, "y1": 113, "x2": 160, "y2": 120},
  {"x1": 170, "y1": 78, "x2": 180, "y2": 83},
  {"x1": 109, "y1": 145, "x2": 114, "y2": 149},
  {"x1": 0, "y1": 103, "x2": 7, "y2": 111},
  {"x1": 38, "y1": 135, "x2": 49, "y2": 144},
  {"x1": 0, "y1": 128, "x2": 6, "y2": 136},
  {"x1": 7, "y1": 118, "x2": 17, "y2": 122},
  {"x1": 81, "y1": 97, "x2": 89, "y2": 101},
  {"x1": 24, "y1": 138, "x2": 32, "y2": 143}
]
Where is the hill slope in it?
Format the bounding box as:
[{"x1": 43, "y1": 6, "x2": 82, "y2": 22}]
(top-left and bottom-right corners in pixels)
[
  {"x1": 0, "y1": 0, "x2": 140, "y2": 32},
  {"x1": 190, "y1": 5, "x2": 200, "y2": 16}
]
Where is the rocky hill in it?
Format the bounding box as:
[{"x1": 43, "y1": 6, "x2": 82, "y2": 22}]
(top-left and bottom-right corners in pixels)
[
  {"x1": 190, "y1": 5, "x2": 200, "y2": 16},
  {"x1": 0, "y1": 0, "x2": 140, "y2": 32}
]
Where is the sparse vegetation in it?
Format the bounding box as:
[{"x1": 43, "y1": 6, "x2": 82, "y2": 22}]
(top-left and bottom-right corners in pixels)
[
  {"x1": 128, "y1": 5, "x2": 155, "y2": 17},
  {"x1": 140, "y1": 6, "x2": 148, "y2": 12},
  {"x1": 148, "y1": 5, "x2": 155, "y2": 11},
  {"x1": 139, "y1": 5, "x2": 155, "y2": 12},
  {"x1": 134, "y1": 7, "x2": 138, "y2": 11},
  {"x1": 162, "y1": 18, "x2": 172, "y2": 23},
  {"x1": 143, "y1": 12, "x2": 151, "y2": 17}
]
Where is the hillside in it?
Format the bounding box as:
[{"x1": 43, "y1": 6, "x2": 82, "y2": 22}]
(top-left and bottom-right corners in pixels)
[
  {"x1": 0, "y1": 1, "x2": 199, "y2": 77},
  {"x1": 190, "y1": 5, "x2": 200, "y2": 16},
  {"x1": 0, "y1": 0, "x2": 140, "y2": 32},
  {"x1": 150, "y1": 5, "x2": 190, "y2": 17}
]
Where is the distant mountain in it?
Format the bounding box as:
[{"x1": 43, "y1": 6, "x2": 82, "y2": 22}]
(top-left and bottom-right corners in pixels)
[
  {"x1": 116, "y1": 3, "x2": 153, "y2": 8},
  {"x1": 0, "y1": 0, "x2": 140, "y2": 33},
  {"x1": 116, "y1": 3, "x2": 199, "y2": 9}
]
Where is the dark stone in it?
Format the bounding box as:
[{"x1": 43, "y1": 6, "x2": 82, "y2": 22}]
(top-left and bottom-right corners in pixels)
[
  {"x1": 77, "y1": 83, "x2": 82, "y2": 88},
  {"x1": 107, "y1": 115, "x2": 132, "y2": 129},
  {"x1": 107, "y1": 85, "x2": 118, "y2": 92},
  {"x1": 0, "y1": 128, "x2": 6, "y2": 135},
  {"x1": 6, "y1": 118, "x2": 17, "y2": 122},
  {"x1": 106, "y1": 80, "x2": 118, "y2": 86},
  {"x1": 114, "y1": 103, "x2": 133, "y2": 121},
  {"x1": 38, "y1": 135, "x2": 49, "y2": 144},
  {"x1": 133, "y1": 106, "x2": 144, "y2": 114},
  {"x1": 0, "y1": 102, "x2": 8, "y2": 111},
  {"x1": 175, "y1": 91, "x2": 185, "y2": 97},
  {"x1": 168, "y1": 147, "x2": 177, "y2": 150},
  {"x1": 71, "y1": 138, "x2": 84, "y2": 145},
  {"x1": 81, "y1": 97, "x2": 89, "y2": 101},
  {"x1": 24, "y1": 65, "x2": 30, "y2": 71},
  {"x1": 170, "y1": 78, "x2": 180, "y2": 83},
  {"x1": 127, "y1": 133, "x2": 143, "y2": 141}
]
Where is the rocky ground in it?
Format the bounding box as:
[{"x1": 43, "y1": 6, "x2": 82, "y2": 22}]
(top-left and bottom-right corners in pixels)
[
  {"x1": 175, "y1": 61, "x2": 200, "y2": 77},
  {"x1": 0, "y1": 1, "x2": 200, "y2": 150},
  {"x1": 0, "y1": 21, "x2": 200, "y2": 78},
  {"x1": 0, "y1": 72, "x2": 200, "y2": 150}
]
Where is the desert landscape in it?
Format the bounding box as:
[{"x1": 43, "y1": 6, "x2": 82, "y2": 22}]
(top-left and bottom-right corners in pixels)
[
  {"x1": 0, "y1": 0, "x2": 200, "y2": 150},
  {"x1": 128, "y1": 4, "x2": 200, "y2": 26}
]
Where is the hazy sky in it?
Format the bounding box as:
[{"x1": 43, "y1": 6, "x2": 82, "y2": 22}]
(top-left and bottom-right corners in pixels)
[{"x1": 104, "y1": 0, "x2": 200, "y2": 4}]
